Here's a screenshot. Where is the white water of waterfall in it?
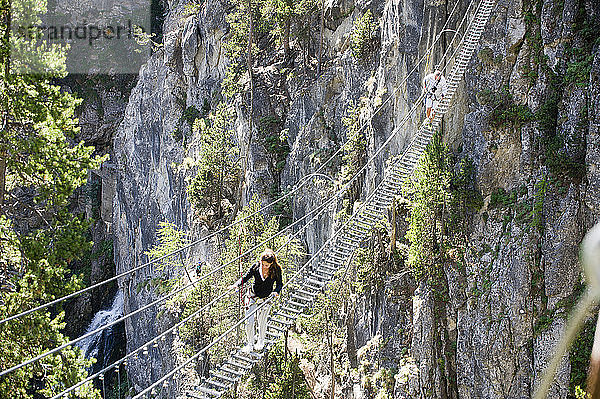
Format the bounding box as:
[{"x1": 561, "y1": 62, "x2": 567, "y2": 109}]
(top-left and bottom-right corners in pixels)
[{"x1": 77, "y1": 290, "x2": 124, "y2": 365}]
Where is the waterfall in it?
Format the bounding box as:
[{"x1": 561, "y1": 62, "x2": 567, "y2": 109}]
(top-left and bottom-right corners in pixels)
[{"x1": 77, "y1": 290, "x2": 124, "y2": 370}]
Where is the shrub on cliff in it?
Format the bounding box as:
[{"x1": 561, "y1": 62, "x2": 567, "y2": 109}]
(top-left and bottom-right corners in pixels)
[{"x1": 350, "y1": 10, "x2": 379, "y2": 61}]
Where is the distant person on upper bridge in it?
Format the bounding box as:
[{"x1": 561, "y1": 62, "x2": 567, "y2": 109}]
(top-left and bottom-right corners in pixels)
[
  {"x1": 229, "y1": 249, "x2": 283, "y2": 353},
  {"x1": 423, "y1": 69, "x2": 448, "y2": 126}
]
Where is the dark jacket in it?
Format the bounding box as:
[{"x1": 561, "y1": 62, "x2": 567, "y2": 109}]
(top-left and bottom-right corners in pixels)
[{"x1": 240, "y1": 262, "x2": 283, "y2": 299}]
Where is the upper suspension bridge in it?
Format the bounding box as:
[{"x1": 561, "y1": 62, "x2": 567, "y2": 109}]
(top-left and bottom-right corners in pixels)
[{"x1": 0, "y1": 0, "x2": 497, "y2": 397}]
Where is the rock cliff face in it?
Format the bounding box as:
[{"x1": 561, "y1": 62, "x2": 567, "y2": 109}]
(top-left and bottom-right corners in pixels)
[
  {"x1": 58, "y1": 74, "x2": 137, "y2": 338},
  {"x1": 110, "y1": 0, "x2": 600, "y2": 397}
]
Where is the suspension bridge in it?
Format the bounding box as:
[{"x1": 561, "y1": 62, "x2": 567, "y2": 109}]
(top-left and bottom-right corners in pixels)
[
  {"x1": 188, "y1": 1, "x2": 496, "y2": 397},
  {"x1": 0, "y1": 0, "x2": 497, "y2": 397}
]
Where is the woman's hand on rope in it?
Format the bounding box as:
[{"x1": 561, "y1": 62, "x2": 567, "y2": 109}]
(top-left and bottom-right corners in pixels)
[{"x1": 227, "y1": 283, "x2": 239, "y2": 291}]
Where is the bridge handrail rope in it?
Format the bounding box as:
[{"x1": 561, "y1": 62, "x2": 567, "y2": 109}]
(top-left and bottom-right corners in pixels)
[
  {"x1": 342, "y1": 0, "x2": 482, "y2": 196},
  {"x1": 0, "y1": 187, "x2": 339, "y2": 380},
  {"x1": 392, "y1": 0, "x2": 495, "y2": 193},
  {"x1": 59, "y1": 89, "x2": 426, "y2": 399},
  {"x1": 9, "y1": 0, "x2": 485, "y2": 390},
  {"x1": 431, "y1": 0, "x2": 495, "y2": 126},
  {"x1": 0, "y1": 0, "x2": 465, "y2": 327},
  {"x1": 132, "y1": 166, "x2": 387, "y2": 399},
  {"x1": 0, "y1": 171, "x2": 330, "y2": 326},
  {"x1": 438, "y1": 0, "x2": 484, "y2": 72},
  {"x1": 421, "y1": 4, "x2": 481, "y2": 135},
  {"x1": 50, "y1": 288, "x2": 233, "y2": 399},
  {"x1": 172, "y1": 0, "x2": 488, "y2": 372},
  {"x1": 52, "y1": 203, "x2": 339, "y2": 398},
  {"x1": 9, "y1": 81, "x2": 425, "y2": 387},
  {"x1": 139, "y1": 10, "x2": 483, "y2": 388},
  {"x1": 380, "y1": 0, "x2": 482, "y2": 178}
]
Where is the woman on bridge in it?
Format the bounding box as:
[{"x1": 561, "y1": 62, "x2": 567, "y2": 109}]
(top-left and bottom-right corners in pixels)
[{"x1": 230, "y1": 249, "x2": 283, "y2": 353}]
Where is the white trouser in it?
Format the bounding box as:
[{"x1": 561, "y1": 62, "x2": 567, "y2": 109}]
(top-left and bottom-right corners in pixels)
[
  {"x1": 425, "y1": 96, "x2": 439, "y2": 110},
  {"x1": 245, "y1": 296, "x2": 271, "y2": 346}
]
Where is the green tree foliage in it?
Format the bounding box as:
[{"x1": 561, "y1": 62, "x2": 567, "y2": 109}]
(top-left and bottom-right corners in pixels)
[
  {"x1": 563, "y1": 3, "x2": 599, "y2": 88},
  {"x1": 1, "y1": 0, "x2": 106, "y2": 209},
  {"x1": 259, "y1": 116, "x2": 290, "y2": 174},
  {"x1": 222, "y1": 0, "x2": 254, "y2": 98},
  {"x1": 339, "y1": 100, "x2": 367, "y2": 204},
  {"x1": 261, "y1": 0, "x2": 319, "y2": 54},
  {"x1": 262, "y1": 341, "x2": 311, "y2": 399},
  {"x1": 354, "y1": 238, "x2": 394, "y2": 296},
  {"x1": 0, "y1": 0, "x2": 105, "y2": 397},
  {"x1": 478, "y1": 86, "x2": 534, "y2": 130},
  {"x1": 186, "y1": 102, "x2": 241, "y2": 218},
  {"x1": 146, "y1": 222, "x2": 188, "y2": 274},
  {"x1": 569, "y1": 319, "x2": 595, "y2": 395},
  {"x1": 574, "y1": 386, "x2": 591, "y2": 399},
  {"x1": 142, "y1": 221, "x2": 210, "y2": 352},
  {"x1": 225, "y1": 0, "x2": 320, "y2": 59},
  {"x1": 201, "y1": 196, "x2": 303, "y2": 362},
  {"x1": 363, "y1": 367, "x2": 396, "y2": 399},
  {"x1": 0, "y1": 214, "x2": 20, "y2": 274},
  {"x1": 143, "y1": 222, "x2": 189, "y2": 294},
  {"x1": 350, "y1": 10, "x2": 378, "y2": 60},
  {"x1": 222, "y1": 0, "x2": 320, "y2": 97},
  {"x1": 404, "y1": 133, "x2": 452, "y2": 284},
  {"x1": 298, "y1": 267, "x2": 349, "y2": 339},
  {"x1": 404, "y1": 132, "x2": 481, "y2": 286},
  {"x1": 0, "y1": 184, "x2": 102, "y2": 399}
]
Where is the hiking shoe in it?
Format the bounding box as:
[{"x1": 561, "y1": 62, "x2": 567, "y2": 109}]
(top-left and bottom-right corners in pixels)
[
  {"x1": 241, "y1": 343, "x2": 253, "y2": 354},
  {"x1": 253, "y1": 340, "x2": 265, "y2": 352}
]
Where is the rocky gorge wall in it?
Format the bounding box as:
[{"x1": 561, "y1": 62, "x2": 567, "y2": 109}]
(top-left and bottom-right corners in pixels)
[
  {"x1": 108, "y1": 0, "x2": 600, "y2": 397},
  {"x1": 60, "y1": 74, "x2": 137, "y2": 339}
]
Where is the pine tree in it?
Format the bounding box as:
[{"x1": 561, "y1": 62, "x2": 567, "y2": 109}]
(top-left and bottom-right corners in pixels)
[
  {"x1": 261, "y1": 0, "x2": 319, "y2": 56},
  {"x1": 0, "y1": 0, "x2": 105, "y2": 397},
  {"x1": 404, "y1": 132, "x2": 453, "y2": 283},
  {"x1": 264, "y1": 342, "x2": 311, "y2": 399},
  {"x1": 187, "y1": 103, "x2": 241, "y2": 219},
  {"x1": 404, "y1": 132, "x2": 481, "y2": 286},
  {"x1": 187, "y1": 102, "x2": 241, "y2": 218},
  {"x1": 339, "y1": 99, "x2": 367, "y2": 206}
]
